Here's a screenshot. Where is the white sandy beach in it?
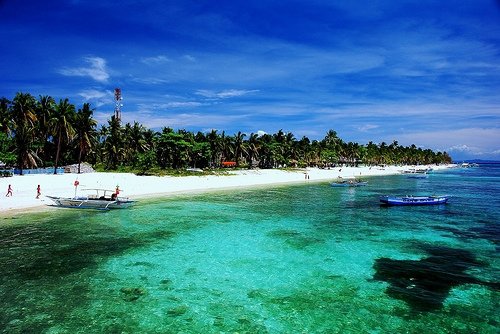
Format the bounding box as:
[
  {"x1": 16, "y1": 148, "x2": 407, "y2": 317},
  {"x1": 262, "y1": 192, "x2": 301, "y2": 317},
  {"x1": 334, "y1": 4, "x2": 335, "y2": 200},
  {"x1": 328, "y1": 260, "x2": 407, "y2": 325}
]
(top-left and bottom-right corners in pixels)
[{"x1": 0, "y1": 164, "x2": 454, "y2": 215}]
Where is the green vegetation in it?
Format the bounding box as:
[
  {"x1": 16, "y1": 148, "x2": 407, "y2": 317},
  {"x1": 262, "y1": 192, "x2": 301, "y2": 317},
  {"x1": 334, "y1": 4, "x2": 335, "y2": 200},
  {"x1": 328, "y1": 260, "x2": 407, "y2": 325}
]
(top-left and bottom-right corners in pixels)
[{"x1": 0, "y1": 92, "x2": 452, "y2": 175}]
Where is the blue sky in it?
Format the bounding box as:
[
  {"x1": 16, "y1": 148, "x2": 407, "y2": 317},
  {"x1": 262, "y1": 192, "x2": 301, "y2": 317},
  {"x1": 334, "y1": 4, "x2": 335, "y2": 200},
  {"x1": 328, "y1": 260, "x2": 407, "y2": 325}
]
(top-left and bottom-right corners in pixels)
[{"x1": 1, "y1": 0, "x2": 499, "y2": 160}]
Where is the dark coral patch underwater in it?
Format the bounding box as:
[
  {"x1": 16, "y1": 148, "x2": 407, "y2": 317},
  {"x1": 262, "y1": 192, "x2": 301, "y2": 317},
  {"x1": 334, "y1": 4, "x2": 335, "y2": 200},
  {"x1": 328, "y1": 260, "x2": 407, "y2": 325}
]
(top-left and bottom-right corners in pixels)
[{"x1": 372, "y1": 245, "x2": 499, "y2": 312}]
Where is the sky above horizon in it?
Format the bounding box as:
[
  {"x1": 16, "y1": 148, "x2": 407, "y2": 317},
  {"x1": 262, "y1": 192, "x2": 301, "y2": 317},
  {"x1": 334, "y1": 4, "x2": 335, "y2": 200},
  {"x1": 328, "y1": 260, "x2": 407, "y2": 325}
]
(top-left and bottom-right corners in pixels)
[{"x1": 1, "y1": 0, "x2": 499, "y2": 160}]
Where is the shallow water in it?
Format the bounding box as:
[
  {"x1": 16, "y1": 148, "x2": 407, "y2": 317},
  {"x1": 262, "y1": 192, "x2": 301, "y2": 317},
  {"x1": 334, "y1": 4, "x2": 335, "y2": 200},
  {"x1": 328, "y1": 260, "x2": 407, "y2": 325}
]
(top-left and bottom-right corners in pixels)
[{"x1": 0, "y1": 165, "x2": 498, "y2": 333}]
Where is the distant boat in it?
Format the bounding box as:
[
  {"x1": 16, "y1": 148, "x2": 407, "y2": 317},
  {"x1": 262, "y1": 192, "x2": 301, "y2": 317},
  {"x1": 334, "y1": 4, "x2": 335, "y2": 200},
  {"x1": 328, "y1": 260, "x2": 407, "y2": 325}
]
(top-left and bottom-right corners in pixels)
[
  {"x1": 331, "y1": 178, "x2": 368, "y2": 187},
  {"x1": 461, "y1": 162, "x2": 479, "y2": 168},
  {"x1": 47, "y1": 189, "x2": 136, "y2": 210},
  {"x1": 403, "y1": 167, "x2": 432, "y2": 174},
  {"x1": 380, "y1": 195, "x2": 449, "y2": 206},
  {"x1": 407, "y1": 173, "x2": 428, "y2": 179}
]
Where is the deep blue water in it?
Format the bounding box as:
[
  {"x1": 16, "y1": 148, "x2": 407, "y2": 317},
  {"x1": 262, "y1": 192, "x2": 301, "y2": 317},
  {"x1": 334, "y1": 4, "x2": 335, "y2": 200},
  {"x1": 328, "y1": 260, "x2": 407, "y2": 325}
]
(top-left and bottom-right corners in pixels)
[{"x1": 0, "y1": 165, "x2": 498, "y2": 333}]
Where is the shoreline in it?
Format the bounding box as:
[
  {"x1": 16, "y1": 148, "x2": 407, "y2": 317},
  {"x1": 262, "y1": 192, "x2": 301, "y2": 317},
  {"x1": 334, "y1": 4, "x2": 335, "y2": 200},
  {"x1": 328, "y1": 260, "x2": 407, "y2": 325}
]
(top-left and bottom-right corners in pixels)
[{"x1": 0, "y1": 164, "x2": 455, "y2": 216}]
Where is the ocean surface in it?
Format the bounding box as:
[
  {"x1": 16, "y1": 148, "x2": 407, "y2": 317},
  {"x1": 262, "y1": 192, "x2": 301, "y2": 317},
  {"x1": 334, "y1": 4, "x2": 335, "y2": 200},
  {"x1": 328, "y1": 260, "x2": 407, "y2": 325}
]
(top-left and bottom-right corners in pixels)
[{"x1": 0, "y1": 165, "x2": 498, "y2": 333}]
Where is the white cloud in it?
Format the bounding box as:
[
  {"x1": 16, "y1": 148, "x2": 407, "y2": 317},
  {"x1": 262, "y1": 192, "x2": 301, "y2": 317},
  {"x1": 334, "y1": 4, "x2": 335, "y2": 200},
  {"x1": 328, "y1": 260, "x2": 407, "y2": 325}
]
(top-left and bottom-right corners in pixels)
[
  {"x1": 59, "y1": 57, "x2": 110, "y2": 82},
  {"x1": 183, "y1": 55, "x2": 196, "y2": 62},
  {"x1": 164, "y1": 101, "x2": 203, "y2": 108},
  {"x1": 195, "y1": 89, "x2": 259, "y2": 99},
  {"x1": 358, "y1": 124, "x2": 379, "y2": 132},
  {"x1": 93, "y1": 111, "x2": 114, "y2": 125},
  {"x1": 448, "y1": 144, "x2": 476, "y2": 152},
  {"x1": 78, "y1": 89, "x2": 108, "y2": 100},
  {"x1": 131, "y1": 77, "x2": 170, "y2": 85},
  {"x1": 140, "y1": 55, "x2": 171, "y2": 65},
  {"x1": 137, "y1": 101, "x2": 203, "y2": 111},
  {"x1": 78, "y1": 89, "x2": 113, "y2": 107},
  {"x1": 257, "y1": 130, "x2": 267, "y2": 136}
]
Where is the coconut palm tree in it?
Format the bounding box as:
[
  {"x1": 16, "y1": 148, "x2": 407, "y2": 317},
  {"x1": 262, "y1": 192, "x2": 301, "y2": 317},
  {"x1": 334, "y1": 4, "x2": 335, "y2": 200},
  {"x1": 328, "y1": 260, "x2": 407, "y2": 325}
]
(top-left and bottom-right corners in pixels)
[
  {"x1": 0, "y1": 97, "x2": 12, "y2": 135},
  {"x1": 51, "y1": 98, "x2": 76, "y2": 174},
  {"x1": 233, "y1": 131, "x2": 246, "y2": 166},
  {"x1": 74, "y1": 103, "x2": 97, "y2": 173},
  {"x1": 207, "y1": 129, "x2": 221, "y2": 167},
  {"x1": 129, "y1": 122, "x2": 148, "y2": 154},
  {"x1": 246, "y1": 132, "x2": 260, "y2": 169},
  {"x1": 220, "y1": 131, "x2": 234, "y2": 164},
  {"x1": 283, "y1": 132, "x2": 297, "y2": 166},
  {"x1": 296, "y1": 136, "x2": 311, "y2": 166},
  {"x1": 257, "y1": 133, "x2": 275, "y2": 168},
  {"x1": 35, "y1": 95, "x2": 56, "y2": 164},
  {"x1": 102, "y1": 116, "x2": 124, "y2": 169},
  {"x1": 11, "y1": 92, "x2": 38, "y2": 174}
]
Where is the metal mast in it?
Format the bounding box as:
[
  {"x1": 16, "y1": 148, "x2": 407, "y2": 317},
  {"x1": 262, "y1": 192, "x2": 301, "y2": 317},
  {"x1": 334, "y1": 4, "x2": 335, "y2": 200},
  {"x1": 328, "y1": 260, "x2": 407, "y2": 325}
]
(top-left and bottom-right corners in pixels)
[{"x1": 114, "y1": 88, "x2": 122, "y2": 122}]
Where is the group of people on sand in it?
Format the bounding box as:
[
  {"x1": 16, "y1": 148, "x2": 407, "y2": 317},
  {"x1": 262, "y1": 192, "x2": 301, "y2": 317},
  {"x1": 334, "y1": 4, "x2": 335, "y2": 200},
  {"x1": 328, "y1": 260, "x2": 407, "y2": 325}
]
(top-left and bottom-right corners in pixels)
[{"x1": 5, "y1": 184, "x2": 42, "y2": 199}]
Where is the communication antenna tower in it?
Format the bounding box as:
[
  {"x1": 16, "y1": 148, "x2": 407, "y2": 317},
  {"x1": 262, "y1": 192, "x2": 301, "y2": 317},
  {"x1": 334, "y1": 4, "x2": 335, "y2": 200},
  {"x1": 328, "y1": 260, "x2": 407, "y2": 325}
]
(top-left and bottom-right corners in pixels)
[{"x1": 114, "y1": 88, "x2": 122, "y2": 122}]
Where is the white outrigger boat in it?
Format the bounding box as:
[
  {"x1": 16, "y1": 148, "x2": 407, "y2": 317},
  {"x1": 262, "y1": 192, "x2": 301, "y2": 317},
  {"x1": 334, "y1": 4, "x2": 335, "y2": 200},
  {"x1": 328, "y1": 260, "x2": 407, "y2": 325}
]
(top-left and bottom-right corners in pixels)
[{"x1": 47, "y1": 188, "x2": 135, "y2": 210}]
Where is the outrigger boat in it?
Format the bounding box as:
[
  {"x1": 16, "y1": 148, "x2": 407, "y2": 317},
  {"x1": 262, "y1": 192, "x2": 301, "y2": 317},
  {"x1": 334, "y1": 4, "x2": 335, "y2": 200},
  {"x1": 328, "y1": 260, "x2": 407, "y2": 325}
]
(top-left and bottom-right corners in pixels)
[
  {"x1": 406, "y1": 173, "x2": 428, "y2": 179},
  {"x1": 47, "y1": 188, "x2": 135, "y2": 210},
  {"x1": 331, "y1": 177, "x2": 368, "y2": 187},
  {"x1": 380, "y1": 195, "x2": 449, "y2": 206}
]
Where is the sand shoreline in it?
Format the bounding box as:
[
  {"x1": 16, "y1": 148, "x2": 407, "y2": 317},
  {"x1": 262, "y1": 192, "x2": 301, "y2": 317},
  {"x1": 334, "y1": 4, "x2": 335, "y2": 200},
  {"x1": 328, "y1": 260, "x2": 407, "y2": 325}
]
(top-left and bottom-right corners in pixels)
[{"x1": 0, "y1": 164, "x2": 455, "y2": 215}]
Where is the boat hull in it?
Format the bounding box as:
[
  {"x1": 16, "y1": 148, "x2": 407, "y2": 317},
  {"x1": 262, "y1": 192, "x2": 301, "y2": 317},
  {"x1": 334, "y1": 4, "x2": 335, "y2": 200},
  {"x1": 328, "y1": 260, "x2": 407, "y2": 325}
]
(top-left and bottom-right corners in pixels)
[{"x1": 380, "y1": 195, "x2": 448, "y2": 206}]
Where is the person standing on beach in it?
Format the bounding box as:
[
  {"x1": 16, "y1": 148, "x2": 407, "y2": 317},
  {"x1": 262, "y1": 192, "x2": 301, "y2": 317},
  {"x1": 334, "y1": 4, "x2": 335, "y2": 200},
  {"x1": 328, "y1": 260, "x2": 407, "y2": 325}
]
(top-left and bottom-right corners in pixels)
[
  {"x1": 36, "y1": 184, "x2": 41, "y2": 199},
  {"x1": 6, "y1": 184, "x2": 12, "y2": 197}
]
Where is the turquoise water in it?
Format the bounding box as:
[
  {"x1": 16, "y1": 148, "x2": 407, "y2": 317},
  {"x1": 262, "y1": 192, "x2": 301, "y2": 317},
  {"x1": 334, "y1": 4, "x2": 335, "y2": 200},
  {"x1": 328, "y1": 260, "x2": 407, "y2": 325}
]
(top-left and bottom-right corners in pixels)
[{"x1": 0, "y1": 166, "x2": 498, "y2": 333}]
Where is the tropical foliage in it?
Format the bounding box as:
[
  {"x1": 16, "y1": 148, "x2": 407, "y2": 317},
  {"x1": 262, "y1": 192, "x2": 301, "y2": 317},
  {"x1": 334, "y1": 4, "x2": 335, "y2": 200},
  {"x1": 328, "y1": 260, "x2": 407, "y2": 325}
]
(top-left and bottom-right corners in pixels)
[{"x1": 0, "y1": 92, "x2": 452, "y2": 174}]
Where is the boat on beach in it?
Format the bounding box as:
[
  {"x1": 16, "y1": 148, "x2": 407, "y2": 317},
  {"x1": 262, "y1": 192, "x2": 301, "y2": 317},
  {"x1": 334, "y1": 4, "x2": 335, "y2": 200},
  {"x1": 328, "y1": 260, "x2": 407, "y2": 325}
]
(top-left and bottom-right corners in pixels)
[
  {"x1": 379, "y1": 195, "x2": 449, "y2": 206},
  {"x1": 47, "y1": 188, "x2": 135, "y2": 210}
]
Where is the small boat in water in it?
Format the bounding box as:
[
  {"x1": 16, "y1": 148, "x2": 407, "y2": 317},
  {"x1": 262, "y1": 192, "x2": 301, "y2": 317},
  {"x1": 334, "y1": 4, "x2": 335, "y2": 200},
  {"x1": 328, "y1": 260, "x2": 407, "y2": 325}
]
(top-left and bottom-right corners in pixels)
[
  {"x1": 47, "y1": 188, "x2": 135, "y2": 210},
  {"x1": 407, "y1": 173, "x2": 428, "y2": 179},
  {"x1": 380, "y1": 195, "x2": 449, "y2": 206},
  {"x1": 331, "y1": 178, "x2": 368, "y2": 187}
]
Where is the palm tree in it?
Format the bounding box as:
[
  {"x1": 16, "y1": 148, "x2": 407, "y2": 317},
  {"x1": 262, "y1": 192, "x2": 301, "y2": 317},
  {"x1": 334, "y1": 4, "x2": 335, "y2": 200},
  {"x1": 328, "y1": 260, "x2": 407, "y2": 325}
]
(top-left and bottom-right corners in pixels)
[
  {"x1": 35, "y1": 95, "x2": 56, "y2": 164},
  {"x1": 102, "y1": 116, "x2": 124, "y2": 169},
  {"x1": 207, "y1": 129, "x2": 221, "y2": 167},
  {"x1": 220, "y1": 131, "x2": 234, "y2": 164},
  {"x1": 129, "y1": 122, "x2": 148, "y2": 154},
  {"x1": 365, "y1": 141, "x2": 378, "y2": 165},
  {"x1": 257, "y1": 133, "x2": 275, "y2": 168},
  {"x1": 324, "y1": 130, "x2": 338, "y2": 147},
  {"x1": 233, "y1": 131, "x2": 246, "y2": 166},
  {"x1": 0, "y1": 97, "x2": 12, "y2": 135},
  {"x1": 246, "y1": 132, "x2": 260, "y2": 169},
  {"x1": 11, "y1": 92, "x2": 38, "y2": 174},
  {"x1": 283, "y1": 132, "x2": 296, "y2": 166},
  {"x1": 74, "y1": 103, "x2": 97, "y2": 173},
  {"x1": 51, "y1": 98, "x2": 76, "y2": 174},
  {"x1": 321, "y1": 130, "x2": 343, "y2": 165},
  {"x1": 272, "y1": 130, "x2": 288, "y2": 167},
  {"x1": 296, "y1": 136, "x2": 311, "y2": 166}
]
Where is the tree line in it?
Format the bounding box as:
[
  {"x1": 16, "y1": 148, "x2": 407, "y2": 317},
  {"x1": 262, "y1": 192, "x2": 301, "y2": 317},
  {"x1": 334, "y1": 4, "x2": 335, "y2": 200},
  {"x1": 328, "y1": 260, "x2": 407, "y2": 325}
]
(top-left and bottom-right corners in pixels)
[{"x1": 0, "y1": 92, "x2": 452, "y2": 175}]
